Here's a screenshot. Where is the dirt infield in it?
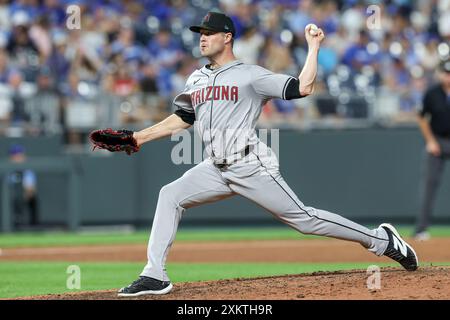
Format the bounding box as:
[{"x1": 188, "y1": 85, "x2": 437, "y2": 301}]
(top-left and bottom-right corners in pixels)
[
  {"x1": 2, "y1": 238, "x2": 450, "y2": 263},
  {"x1": 14, "y1": 267, "x2": 450, "y2": 300},
  {"x1": 3, "y1": 238, "x2": 450, "y2": 299}
]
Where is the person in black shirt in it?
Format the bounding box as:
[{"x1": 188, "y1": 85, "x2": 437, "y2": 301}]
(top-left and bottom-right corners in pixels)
[{"x1": 415, "y1": 59, "x2": 450, "y2": 240}]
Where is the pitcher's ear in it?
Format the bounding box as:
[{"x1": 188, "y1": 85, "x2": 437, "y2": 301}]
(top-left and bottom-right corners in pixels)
[{"x1": 224, "y1": 32, "x2": 233, "y2": 44}]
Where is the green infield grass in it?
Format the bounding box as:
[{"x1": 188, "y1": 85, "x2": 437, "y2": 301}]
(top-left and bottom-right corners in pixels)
[
  {"x1": 5, "y1": 261, "x2": 446, "y2": 299},
  {"x1": 1, "y1": 225, "x2": 450, "y2": 248}
]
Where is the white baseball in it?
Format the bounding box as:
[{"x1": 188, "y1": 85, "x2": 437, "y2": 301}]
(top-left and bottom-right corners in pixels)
[{"x1": 307, "y1": 23, "x2": 319, "y2": 36}]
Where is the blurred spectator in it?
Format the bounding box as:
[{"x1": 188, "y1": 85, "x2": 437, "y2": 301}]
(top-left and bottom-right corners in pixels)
[
  {"x1": 29, "y1": 66, "x2": 61, "y2": 134},
  {"x1": 340, "y1": 1, "x2": 365, "y2": 40},
  {"x1": 69, "y1": 46, "x2": 102, "y2": 85},
  {"x1": 342, "y1": 30, "x2": 377, "y2": 73},
  {"x1": 0, "y1": 0, "x2": 11, "y2": 31},
  {"x1": 289, "y1": 32, "x2": 308, "y2": 70},
  {"x1": 234, "y1": 25, "x2": 264, "y2": 65},
  {"x1": 0, "y1": 49, "x2": 13, "y2": 126},
  {"x1": 29, "y1": 15, "x2": 52, "y2": 60},
  {"x1": 170, "y1": 57, "x2": 196, "y2": 107},
  {"x1": 311, "y1": 0, "x2": 339, "y2": 35},
  {"x1": 170, "y1": 0, "x2": 197, "y2": 27},
  {"x1": 39, "y1": 0, "x2": 66, "y2": 27},
  {"x1": 260, "y1": 37, "x2": 295, "y2": 74},
  {"x1": 7, "y1": 10, "x2": 41, "y2": 82},
  {"x1": 62, "y1": 46, "x2": 100, "y2": 145},
  {"x1": 416, "y1": 36, "x2": 441, "y2": 75},
  {"x1": 78, "y1": 13, "x2": 107, "y2": 65},
  {"x1": 385, "y1": 58, "x2": 412, "y2": 106},
  {"x1": 227, "y1": 1, "x2": 257, "y2": 38},
  {"x1": 7, "y1": 144, "x2": 39, "y2": 229},
  {"x1": 47, "y1": 31, "x2": 71, "y2": 93},
  {"x1": 9, "y1": 0, "x2": 41, "y2": 20},
  {"x1": 109, "y1": 56, "x2": 138, "y2": 97},
  {"x1": 325, "y1": 25, "x2": 350, "y2": 59},
  {"x1": 260, "y1": 4, "x2": 284, "y2": 37},
  {"x1": 437, "y1": 0, "x2": 450, "y2": 39},
  {"x1": 318, "y1": 43, "x2": 339, "y2": 76},
  {"x1": 0, "y1": 0, "x2": 448, "y2": 144},
  {"x1": 286, "y1": 0, "x2": 314, "y2": 37},
  {"x1": 9, "y1": 71, "x2": 30, "y2": 126},
  {"x1": 148, "y1": 28, "x2": 185, "y2": 97}
]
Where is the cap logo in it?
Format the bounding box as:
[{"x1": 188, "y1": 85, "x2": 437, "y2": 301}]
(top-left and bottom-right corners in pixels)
[{"x1": 203, "y1": 13, "x2": 211, "y2": 23}]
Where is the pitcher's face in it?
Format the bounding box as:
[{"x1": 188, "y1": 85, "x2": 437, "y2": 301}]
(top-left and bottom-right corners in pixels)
[{"x1": 199, "y1": 29, "x2": 231, "y2": 58}]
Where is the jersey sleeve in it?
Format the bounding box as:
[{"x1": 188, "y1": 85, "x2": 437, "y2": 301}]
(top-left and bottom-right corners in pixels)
[
  {"x1": 173, "y1": 76, "x2": 196, "y2": 124},
  {"x1": 250, "y1": 66, "x2": 298, "y2": 100}
]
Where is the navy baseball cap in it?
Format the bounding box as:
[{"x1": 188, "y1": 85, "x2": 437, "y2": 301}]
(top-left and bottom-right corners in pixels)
[{"x1": 189, "y1": 12, "x2": 235, "y2": 36}]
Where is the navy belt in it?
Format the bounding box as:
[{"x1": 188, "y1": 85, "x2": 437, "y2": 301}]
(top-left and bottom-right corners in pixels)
[{"x1": 214, "y1": 146, "x2": 251, "y2": 169}]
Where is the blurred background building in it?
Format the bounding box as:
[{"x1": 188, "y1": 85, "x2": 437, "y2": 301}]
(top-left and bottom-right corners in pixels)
[{"x1": 0, "y1": 0, "x2": 447, "y2": 152}]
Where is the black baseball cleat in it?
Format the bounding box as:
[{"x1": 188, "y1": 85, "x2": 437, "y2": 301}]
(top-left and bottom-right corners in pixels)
[
  {"x1": 380, "y1": 223, "x2": 419, "y2": 271},
  {"x1": 118, "y1": 276, "x2": 173, "y2": 297}
]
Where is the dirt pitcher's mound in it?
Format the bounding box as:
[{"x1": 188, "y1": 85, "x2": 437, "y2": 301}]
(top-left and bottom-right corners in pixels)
[{"x1": 15, "y1": 266, "x2": 450, "y2": 300}]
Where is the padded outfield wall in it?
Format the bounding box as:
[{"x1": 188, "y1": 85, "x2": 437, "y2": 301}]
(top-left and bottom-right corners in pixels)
[{"x1": 1, "y1": 127, "x2": 449, "y2": 228}]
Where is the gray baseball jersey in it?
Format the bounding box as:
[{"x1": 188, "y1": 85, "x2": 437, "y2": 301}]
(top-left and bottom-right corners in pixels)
[
  {"x1": 173, "y1": 60, "x2": 295, "y2": 161},
  {"x1": 141, "y1": 60, "x2": 390, "y2": 282}
]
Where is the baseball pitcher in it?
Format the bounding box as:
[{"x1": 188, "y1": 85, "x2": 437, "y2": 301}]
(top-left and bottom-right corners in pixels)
[{"x1": 91, "y1": 12, "x2": 418, "y2": 297}]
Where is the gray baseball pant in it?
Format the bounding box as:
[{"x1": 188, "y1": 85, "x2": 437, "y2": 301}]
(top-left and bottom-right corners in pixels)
[
  {"x1": 141, "y1": 149, "x2": 389, "y2": 281},
  {"x1": 416, "y1": 137, "x2": 450, "y2": 234}
]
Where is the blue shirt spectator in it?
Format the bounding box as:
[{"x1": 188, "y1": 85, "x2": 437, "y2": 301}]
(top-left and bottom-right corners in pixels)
[{"x1": 342, "y1": 31, "x2": 379, "y2": 72}]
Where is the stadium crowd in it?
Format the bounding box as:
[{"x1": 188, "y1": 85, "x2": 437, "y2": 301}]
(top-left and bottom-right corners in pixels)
[{"x1": 0, "y1": 0, "x2": 448, "y2": 147}]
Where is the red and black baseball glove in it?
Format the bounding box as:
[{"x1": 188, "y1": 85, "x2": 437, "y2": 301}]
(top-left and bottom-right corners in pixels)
[{"x1": 89, "y1": 128, "x2": 140, "y2": 155}]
